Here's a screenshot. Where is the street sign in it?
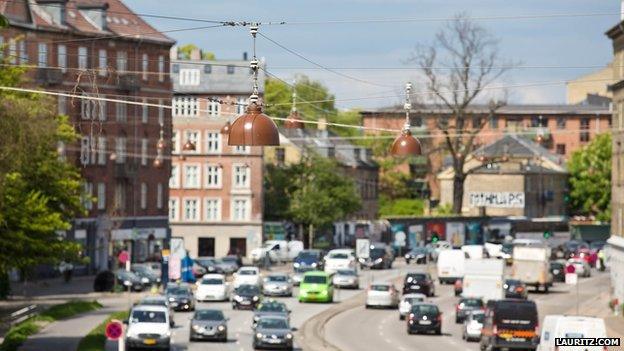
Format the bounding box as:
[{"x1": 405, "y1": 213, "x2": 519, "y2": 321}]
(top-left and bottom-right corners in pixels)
[
  {"x1": 394, "y1": 231, "x2": 406, "y2": 247},
  {"x1": 118, "y1": 250, "x2": 129, "y2": 264},
  {"x1": 566, "y1": 264, "x2": 576, "y2": 274},
  {"x1": 105, "y1": 320, "x2": 124, "y2": 340},
  {"x1": 356, "y1": 239, "x2": 370, "y2": 259},
  {"x1": 565, "y1": 272, "x2": 578, "y2": 285}
]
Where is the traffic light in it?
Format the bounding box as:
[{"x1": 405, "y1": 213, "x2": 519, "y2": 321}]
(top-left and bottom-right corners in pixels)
[
  {"x1": 431, "y1": 233, "x2": 439, "y2": 243},
  {"x1": 543, "y1": 230, "x2": 552, "y2": 239}
]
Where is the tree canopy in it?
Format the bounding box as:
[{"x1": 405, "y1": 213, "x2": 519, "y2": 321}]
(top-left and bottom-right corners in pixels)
[{"x1": 177, "y1": 44, "x2": 215, "y2": 60}]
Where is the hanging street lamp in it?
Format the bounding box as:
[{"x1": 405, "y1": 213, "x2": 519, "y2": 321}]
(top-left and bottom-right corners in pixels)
[{"x1": 390, "y1": 82, "x2": 422, "y2": 156}]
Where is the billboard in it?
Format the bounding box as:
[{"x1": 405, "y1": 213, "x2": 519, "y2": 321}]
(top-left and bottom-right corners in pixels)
[{"x1": 468, "y1": 192, "x2": 525, "y2": 208}]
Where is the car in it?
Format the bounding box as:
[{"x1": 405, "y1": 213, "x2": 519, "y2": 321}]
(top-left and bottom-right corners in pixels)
[
  {"x1": 291, "y1": 266, "x2": 314, "y2": 286},
  {"x1": 298, "y1": 271, "x2": 334, "y2": 303},
  {"x1": 293, "y1": 249, "x2": 324, "y2": 270},
  {"x1": 563, "y1": 240, "x2": 589, "y2": 259},
  {"x1": 116, "y1": 270, "x2": 144, "y2": 292},
  {"x1": 461, "y1": 245, "x2": 489, "y2": 259},
  {"x1": 233, "y1": 267, "x2": 262, "y2": 288},
  {"x1": 454, "y1": 278, "x2": 463, "y2": 296},
  {"x1": 165, "y1": 284, "x2": 195, "y2": 311},
  {"x1": 549, "y1": 260, "x2": 566, "y2": 282},
  {"x1": 480, "y1": 299, "x2": 539, "y2": 351},
  {"x1": 455, "y1": 297, "x2": 484, "y2": 323},
  {"x1": 137, "y1": 296, "x2": 175, "y2": 327},
  {"x1": 406, "y1": 303, "x2": 442, "y2": 335},
  {"x1": 194, "y1": 257, "x2": 224, "y2": 278},
  {"x1": 252, "y1": 316, "x2": 295, "y2": 350},
  {"x1": 437, "y1": 249, "x2": 467, "y2": 284},
  {"x1": 539, "y1": 315, "x2": 607, "y2": 351},
  {"x1": 125, "y1": 305, "x2": 171, "y2": 351},
  {"x1": 132, "y1": 264, "x2": 161, "y2": 286},
  {"x1": 262, "y1": 273, "x2": 293, "y2": 297},
  {"x1": 332, "y1": 268, "x2": 359, "y2": 289},
  {"x1": 365, "y1": 283, "x2": 399, "y2": 309},
  {"x1": 145, "y1": 262, "x2": 162, "y2": 278},
  {"x1": 402, "y1": 272, "x2": 435, "y2": 297},
  {"x1": 232, "y1": 284, "x2": 262, "y2": 310},
  {"x1": 189, "y1": 309, "x2": 228, "y2": 342},
  {"x1": 567, "y1": 258, "x2": 591, "y2": 277},
  {"x1": 252, "y1": 300, "x2": 290, "y2": 327},
  {"x1": 221, "y1": 255, "x2": 242, "y2": 270},
  {"x1": 573, "y1": 248, "x2": 597, "y2": 268},
  {"x1": 404, "y1": 247, "x2": 428, "y2": 264},
  {"x1": 196, "y1": 274, "x2": 229, "y2": 302},
  {"x1": 216, "y1": 257, "x2": 239, "y2": 274},
  {"x1": 501, "y1": 242, "x2": 513, "y2": 265},
  {"x1": 462, "y1": 310, "x2": 485, "y2": 342},
  {"x1": 428, "y1": 240, "x2": 451, "y2": 261},
  {"x1": 398, "y1": 293, "x2": 426, "y2": 320},
  {"x1": 503, "y1": 279, "x2": 528, "y2": 299},
  {"x1": 323, "y1": 249, "x2": 356, "y2": 274},
  {"x1": 359, "y1": 243, "x2": 394, "y2": 269}
]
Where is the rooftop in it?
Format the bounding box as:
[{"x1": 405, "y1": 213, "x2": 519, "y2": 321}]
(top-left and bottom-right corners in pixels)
[
  {"x1": 361, "y1": 103, "x2": 611, "y2": 115},
  {"x1": 171, "y1": 59, "x2": 266, "y2": 95}
]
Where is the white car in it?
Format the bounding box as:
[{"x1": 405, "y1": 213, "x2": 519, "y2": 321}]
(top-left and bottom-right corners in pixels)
[
  {"x1": 566, "y1": 258, "x2": 591, "y2": 277},
  {"x1": 233, "y1": 267, "x2": 261, "y2": 288},
  {"x1": 398, "y1": 293, "x2": 426, "y2": 320},
  {"x1": 125, "y1": 305, "x2": 171, "y2": 350},
  {"x1": 462, "y1": 310, "x2": 485, "y2": 341},
  {"x1": 365, "y1": 283, "x2": 399, "y2": 309},
  {"x1": 196, "y1": 274, "x2": 229, "y2": 302},
  {"x1": 332, "y1": 268, "x2": 359, "y2": 289},
  {"x1": 324, "y1": 249, "x2": 356, "y2": 274}
]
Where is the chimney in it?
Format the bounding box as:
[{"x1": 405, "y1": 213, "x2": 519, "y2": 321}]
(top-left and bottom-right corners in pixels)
[
  {"x1": 190, "y1": 48, "x2": 201, "y2": 61},
  {"x1": 243, "y1": 52, "x2": 248, "y2": 61}
]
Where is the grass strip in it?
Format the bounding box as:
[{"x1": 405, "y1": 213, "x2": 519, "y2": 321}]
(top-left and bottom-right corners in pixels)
[{"x1": 76, "y1": 310, "x2": 129, "y2": 351}]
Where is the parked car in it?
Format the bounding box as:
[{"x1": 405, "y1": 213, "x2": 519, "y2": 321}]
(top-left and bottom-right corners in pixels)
[
  {"x1": 262, "y1": 273, "x2": 293, "y2": 297},
  {"x1": 549, "y1": 261, "x2": 566, "y2": 283},
  {"x1": 221, "y1": 255, "x2": 242, "y2": 271},
  {"x1": 404, "y1": 246, "x2": 428, "y2": 264},
  {"x1": 125, "y1": 305, "x2": 171, "y2": 350},
  {"x1": 137, "y1": 295, "x2": 175, "y2": 327},
  {"x1": 115, "y1": 270, "x2": 144, "y2": 292},
  {"x1": 332, "y1": 268, "x2": 359, "y2": 289},
  {"x1": 189, "y1": 309, "x2": 228, "y2": 342},
  {"x1": 166, "y1": 284, "x2": 195, "y2": 312},
  {"x1": 455, "y1": 297, "x2": 484, "y2": 323},
  {"x1": 480, "y1": 299, "x2": 539, "y2": 351},
  {"x1": 293, "y1": 249, "x2": 324, "y2": 270},
  {"x1": 196, "y1": 274, "x2": 229, "y2": 302},
  {"x1": 252, "y1": 300, "x2": 290, "y2": 328},
  {"x1": 406, "y1": 303, "x2": 442, "y2": 335},
  {"x1": 131, "y1": 264, "x2": 161, "y2": 286},
  {"x1": 250, "y1": 240, "x2": 303, "y2": 264},
  {"x1": 359, "y1": 243, "x2": 394, "y2": 269},
  {"x1": 503, "y1": 279, "x2": 528, "y2": 299},
  {"x1": 567, "y1": 258, "x2": 591, "y2": 277},
  {"x1": 365, "y1": 283, "x2": 399, "y2": 309},
  {"x1": 231, "y1": 284, "x2": 262, "y2": 310},
  {"x1": 252, "y1": 316, "x2": 295, "y2": 351},
  {"x1": 194, "y1": 257, "x2": 224, "y2": 277},
  {"x1": 398, "y1": 293, "x2": 426, "y2": 320},
  {"x1": 298, "y1": 271, "x2": 334, "y2": 303},
  {"x1": 324, "y1": 249, "x2": 356, "y2": 274},
  {"x1": 403, "y1": 272, "x2": 435, "y2": 297},
  {"x1": 462, "y1": 310, "x2": 485, "y2": 342},
  {"x1": 233, "y1": 267, "x2": 261, "y2": 288},
  {"x1": 215, "y1": 258, "x2": 237, "y2": 275}
]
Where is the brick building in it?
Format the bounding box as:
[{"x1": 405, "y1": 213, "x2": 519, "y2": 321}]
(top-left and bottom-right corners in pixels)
[
  {"x1": 362, "y1": 104, "x2": 611, "y2": 199},
  {"x1": 0, "y1": 0, "x2": 175, "y2": 273},
  {"x1": 168, "y1": 48, "x2": 265, "y2": 258}
]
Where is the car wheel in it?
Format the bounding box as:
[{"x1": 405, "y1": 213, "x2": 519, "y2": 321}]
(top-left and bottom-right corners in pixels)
[
  {"x1": 455, "y1": 317, "x2": 460, "y2": 324},
  {"x1": 407, "y1": 328, "x2": 413, "y2": 335},
  {"x1": 435, "y1": 327, "x2": 442, "y2": 335},
  {"x1": 365, "y1": 304, "x2": 370, "y2": 309},
  {"x1": 399, "y1": 315, "x2": 405, "y2": 320},
  {"x1": 462, "y1": 332, "x2": 466, "y2": 340}
]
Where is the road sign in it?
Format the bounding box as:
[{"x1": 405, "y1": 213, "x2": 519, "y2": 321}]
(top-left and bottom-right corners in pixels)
[
  {"x1": 394, "y1": 231, "x2": 406, "y2": 247},
  {"x1": 566, "y1": 264, "x2": 576, "y2": 274},
  {"x1": 118, "y1": 250, "x2": 129, "y2": 264},
  {"x1": 565, "y1": 272, "x2": 578, "y2": 285},
  {"x1": 105, "y1": 320, "x2": 124, "y2": 340},
  {"x1": 356, "y1": 239, "x2": 370, "y2": 259}
]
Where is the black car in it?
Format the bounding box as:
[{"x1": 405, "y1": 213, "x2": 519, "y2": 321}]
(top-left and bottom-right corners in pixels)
[
  {"x1": 402, "y1": 272, "x2": 435, "y2": 297},
  {"x1": 406, "y1": 303, "x2": 442, "y2": 335},
  {"x1": 455, "y1": 297, "x2": 484, "y2": 323},
  {"x1": 549, "y1": 261, "x2": 566, "y2": 282},
  {"x1": 194, "y1": 257, "x2": 224, "y2": 278},
  {"x1": 232, "y1": 284, "x2": 262, "y2": 310},
  {"x1": 166, "y1": 284, "x2": 196, "y2": 311},
  {"x1": 115, "y1": 270, "x2": 144, "y2": 291},
  {"x1": 253, "y1": 316, "x2": 295, "y2": 350},
  {"x1": 131, "y1": 264, "x2": 160, "y2": 287},
  {"x1": 189, "y1": 309, "x2": 228, "y2": 342},
  {"x1": 480, "y1": 299, "x2": 539, "y2": 351},
  {"x1": 360, "y1": 243, "x2": 394, "y2": 269},
  {"x1": 503, "y1": 279, "x2": 528, "y2": 299},
  {"x1": 293, "y1": 250, "x2": 324, "y2": 270},
  {"x1": 404, "y1": 247, "x2": 428, "y2": 264}
]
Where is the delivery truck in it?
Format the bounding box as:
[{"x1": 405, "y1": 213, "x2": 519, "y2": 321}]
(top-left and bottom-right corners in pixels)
[
  {"x1": 461, "y1": 259, "x2": 504, "y2": 302},
  {"x1": 511, "y1": 245, "x2": 553, "y2": 292}
]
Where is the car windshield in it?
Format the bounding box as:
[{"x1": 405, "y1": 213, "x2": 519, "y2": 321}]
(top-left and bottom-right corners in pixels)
[
  {"x1": 505, "y1": 280, "x2": 521, "y2": 286},
  {"x1": 167, "y1": 287, "x2": 189, "y2": 295},
  {"x1": 236, "y1": 285, "x2": 260, "y2": 294},
  {"x1": 118, "y1": 271, "x2": 139, "y2": 280},
  {"x1": 471, "y1": 313, "x2": 485, "y2": 323},
  {"x1": 303, "y1": 275, "x2": 327, "y2": 284},
  {"x1": 411, "y1": 305, "x2": 439, "y2": 314},
  {"x1": 194, "y1": 310, "x2": 224, "y2": 321},
  {"x1": 196, "y1": 259, "x2": 215, "y2": 266},
  {"x1": 406, "y1": 274, "x2": 427, "y2": 282},
  {"x1": 336, "y1": 269, "x2": 356, "y2": 276},
  {"x1": 328, "y1": 252, "x2": 349, "y2": 259},
  {"x1": 222, "y1": 257, "x2": 237, "y2": 263},
  {"x1": 267, "y1": 275, "x2": 288, "y2": 282},
  {"x1": 370, "y1": 284, "x2": 390, "y2": 291},
  {"x1": 140, "y1": 299, "x2": 166, "y2": 307},
  {"x1": 502, "y1": 243, "x2": 513, "y2": 253},
  {"x1": 239, "y1": 269, "x2": 257, "y2": 276},
  {"x1": 297, "y1": 251, "x2": 319, "y2": 259},
  {"x1": 131, "y1": 310, "x2": 166, "y2": 323},
  {"x1": 370, "y1": 248, "x2": 385, "y2": 258},
  {"x1": 404, "y1": 297, "x2": 424, "y2": 304},
  {"x1": 257, "y1": 318, "x2": 289, "y2": 329},
  {"x1": 550, "y1": 262, "x2": 564, "y2": 269},
  {"x1": 201, "y1": 278, "x2": 223, "y2": 285},
  {"x1": 460, "y1": 299, "x2": 483, "y2": 307},
  {"x1": 258, "y1": 302, "x2": 287, "y2": 312},
  {"x1": 294, "y1": 266, "x2": 314, "y2": 273}
]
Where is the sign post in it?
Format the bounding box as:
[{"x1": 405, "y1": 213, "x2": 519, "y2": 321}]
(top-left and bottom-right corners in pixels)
[
  {"x1": 105, "y1": 320, "x2": 124, "y2": 351},
  {"x1": 565, "y1": 264, "x2": 579, "y2": 314}
]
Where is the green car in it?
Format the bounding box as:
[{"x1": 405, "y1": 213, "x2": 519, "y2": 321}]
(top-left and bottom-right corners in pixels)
[{"x1": 298, "y1": 271, "x2": 334, "y2": 303}]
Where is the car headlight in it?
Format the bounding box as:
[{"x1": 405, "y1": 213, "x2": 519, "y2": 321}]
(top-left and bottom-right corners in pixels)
[
  {"x1": 234, "y1": 295, "x2": 243, "y2": 302},
  {"x1": 256, "y1": 332, "x2": 263, "y2": 338},
  {"x1": 286, "y1": 333, "x2": 293, "y2": 339},
  {"x1": 311, "y1": 262, "x2": 317, "y2": 268},
  {"x1": 253, "y1": 316, "x2": 260, "y2": 321},
  {"x1": 169, "y1": 297, "x2": 175, "y2": 302},
  {"x1": 192, "y1": 324, "x2": 201, "y2": 331},
  {"x1": 252, "y1": 296, "x2": 259, "y2": 301},
  {"x1": 293, "y1": 262, "x2": 300, "y2": 268},
  {"x1": 217, "y1": 325, "x2": 226, "y2": 331},
  {"x1": 374, "y1": 258, "x2": 383, "y2": 264},
  {"x1": 123, "y1": 280, "x2": 132, "y2": 286},
  {"x1": 141, "y1": 277, "x2": 149, "y2": 283},
  {"x1": 164, "y1": 331, "x2": 171, "y2": 338}
]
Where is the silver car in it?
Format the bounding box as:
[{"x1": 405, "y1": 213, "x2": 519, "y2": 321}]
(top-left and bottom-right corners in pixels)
[
  {"x1": 291, "y1": 267, "x2": 314, "y2": 286},
  {"x1": 332, "y1": 268, "x2": 359, "y2": 289},
  {"x1": 462, "y1": 310, "x2": 485, "y2": 342},
  {"x1": 262, "y1": 273, "x2": 293, "y2": 297}
]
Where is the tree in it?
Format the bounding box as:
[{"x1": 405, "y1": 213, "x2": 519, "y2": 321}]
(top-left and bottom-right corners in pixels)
[
  {"x1": 177, "y1": 44, "x2": 215, "y2": 60},
  {"x1": 568, "y1": 133, "x2": 612, "y2": 222},
  {"x1": 409, "y1": 13, "x2": 511, "y2": 213},
  {"x1": 263, "y1": 163, "x2": 301, "y2": 221},
  {"x1": 264, "y1": 75, "x2": 337, "y2": 123}
]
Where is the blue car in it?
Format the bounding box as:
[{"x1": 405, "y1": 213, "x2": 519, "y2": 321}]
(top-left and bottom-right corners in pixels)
[{"x1": 293, "y1": 250, "x2": 323, "y2": 270}]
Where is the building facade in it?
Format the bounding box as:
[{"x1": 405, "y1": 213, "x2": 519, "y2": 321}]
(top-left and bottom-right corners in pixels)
[
  {"x1": 606, "y1": 19, "x2": 624, "y2": 305},
  {"x1": 169, "y1": 49, "x2": 264, "y2": 258},
  {"x1": 566, "y1": 65, "x2": 613, "y2": 105},
  {"x1": 1, "y1": 0, "x2": 175, "y2": 273}
]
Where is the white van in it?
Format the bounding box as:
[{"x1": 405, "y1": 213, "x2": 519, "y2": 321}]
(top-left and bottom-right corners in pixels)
[
  {"x1": 250, "y1": 240, "x2": 304, "y2": 263},
  {"x1": 461, "y1": 245, "x2": 488, "y2": 259},
  {"x1": 437, "y1": 249, "x2": 467, "y2": 284},
  {"x1": 125, "y1": 305, "x2": 171, "y2": 350},
  {"x1": 539, "y1": 315, "x2": 607, "y2": 351}
]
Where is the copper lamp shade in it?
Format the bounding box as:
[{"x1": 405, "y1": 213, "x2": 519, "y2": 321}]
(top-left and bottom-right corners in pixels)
[
  {"x1": 390, "y1": 130, "x2": 422, "y2": 156},
  {"x1": 220, "y1": 121, "x2": 231, "y2": 135},
  {"x1": 284, "y1": 111, "x2": 305, "y2": 129},
  {"x1": 182, "y1": 140, "x2": 196, "y2": 151},
  {"x1": 228, "y1": 102, "x2": 280, "y2": 146}
]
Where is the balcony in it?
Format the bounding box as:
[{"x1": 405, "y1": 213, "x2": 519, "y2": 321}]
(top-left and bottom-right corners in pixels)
[
  {"x1": 114, "y1": 162, "x2": 138, "y2": 178},
  {"x1": 35, "y1": 67, "x2": 64, "y2": 85},
  {"x1": 117, "y1": 73, "x2": 140, "y2": 92}
]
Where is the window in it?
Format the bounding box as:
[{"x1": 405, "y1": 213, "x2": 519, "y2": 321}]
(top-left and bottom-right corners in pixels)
[
  {"x1": 234, "y1": 145, "x2": 249, "y2": 154},
  {"x1": 81, "y1": 96, "x2": 94, "y2": 120},
  {"x1": 115, "y1": 137, "x2": 126, "y2": 163},
  {"x1": 227, "y1": 65, "x2": 235, "y2": 74},
  {"x1": 58, "y1": 95, "x2": 66, "y2": 115},
  {"x1": 97, "y1": 183, "x2": 106, "y2": 210},
  {"x1": 18, "y1": 40, "x2": 27, "y2": 64},
  {"x1": 179, "y1": 69, "x2": 200, "y2": 86},
  {"x1": 236, "y1": 97, "x2": 246, "y2": 115},
  {"x1": 231, "y1": 198, "x2": 250, "y2": 221},
  {"x1": 158, "y1": 55, "x2": 165, "y2": 82},
  {"x1": 78, "y1": 46, "x2": 88, "y2": 69},
  {"x1": 97, "y1": 136, "x2": 107, "y2": 165},
  {"x1": 141, "y1": 98, "x2": 148, "y2": 123},
  {"x1": 83, "y1": 182, "x2": 93, "y2": 210},
  {"x1": 37, "y1": 43, "x2": 47, "y2": 67},
  {"x1": 208, "y1": 97, "x2": 220, "y2": 117},
  {"x1": 8, "y1": 39, "x2": 16, "y2": 64},
  {"x1": 80, "y1": 137, "x2": 90, "y2": 165},
  {"x1": 168, "y1": 198, "x2": 179, "y2": 221},
  {"x1": 233, "y1": 165, "x2": 250, "y2": 188},
  {"x1": 172, "y1": 64, "x2": 179, "y2": 73},
  {"x1": 57, "y1": 44, "x2": 67, "y2": 72},
  {"x1": 556, "y1": 144, "x2": 566, "y2": 155},
  {"x1": 142, "y1": 53, "x2": 148, "y2": 80},
  {"x1": 184, "y1": 165, "x2": 200, "y2": 188},
  {"x1": 158, "y1": 99, "x2": 164, "y2": 124},
  {"x1": 116, "y1": 51, "x2": 127, "y2": 72},
  {"x1": 205, "y1": 132, "x2": 221, "y2": 153},
  {"x1": 489, "y1": 116, "x2": 498, "y2": 129},
  {"x1": 172, "y1": 131, "x2": 180, "y2": 153},
  {"x1": 276, "y1": 148, "x2": 285, "y2": 164},
  {"x1": 531, "y1": 116, "x2": 548, "y2": 128},
  {"x1": 205, "y1": 165, "x2": 222, "y2": 188},
  {"x1": 471, "y1": 116, "x2": 480, "y2": 129},
  {"x1": 204, "y1": 198, "x2": 221, "y2": 221},
  {"x1": 185, "y1": 130, "x2": 200, "y2": 153},
  {"x1": 98, "y1": 49, "x2": 107, "y2": 76},
  {"x1": 156, "y1": 183, "x2": 163, "y2": 209},
  {"x1": 184, "y1": 198, "x2": 199, "y2": 221},
  {"x1": 116, "y1": 102, "x2": 127, "y2": 122},
  {"x1": 580, "y1": 118, "x2": 590, "y2": 142},
  {"x1": 172, "y1": 97, "x2": 199, "y2": 117},
  {"x1": 140, "y1": 183, "x2": 147, "y2": 210},
  {"x1": 170, "y1": 165, "x2": 180, "y2": 188},
  {"x1": 141, "y1": 138, "x2": 148, "y2": 166},
  {"x1": 114, "y1": 181, "x2": 126, "y2": 210},
  {"x1": 98, "y1": 99, "x2": 106, "y2": 121},
  {"x1": 204, "y1": 64, "x2": 211, "y2": 74},
  {"x1": 556, "y1": 117, "x2": 566, "y2": 129}
]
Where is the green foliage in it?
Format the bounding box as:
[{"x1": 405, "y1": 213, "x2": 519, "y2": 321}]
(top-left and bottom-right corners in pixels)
[
  {"x1": 432, "y1": 203, "x2": 454, "y2": 216},
  {"x1": 264, "y1": 75, "x2": 336, "y2": 122},
  {"x1": 379, "y1": 196, "x2": 424, "y2": 217},
  {"x1": 77, "y1": 310, "x2": 129, "y2": 351},
  {"x1": 0, "y1": 14, "x2": 9, "y2": 28},
  {"x1": 177, "y1": 44, "x2": 215, "y2": 60},
  {"x1": 568, "y1": 133, "x2": 612, "y2": 222},
  {"x1": 41, "y1": 300, "x2": 102, "y2": 320},
  {"x1": 263, "y1": 164, "x2": 300, "y2": 221}
]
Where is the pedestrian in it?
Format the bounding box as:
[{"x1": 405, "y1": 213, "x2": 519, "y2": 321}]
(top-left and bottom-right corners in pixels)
[
  {"x1": 598, "y1": 250, "x2": 605, "y2": 271},
  {"x1": 59, "y1": 259, "x2": 74, "y2": 283}
]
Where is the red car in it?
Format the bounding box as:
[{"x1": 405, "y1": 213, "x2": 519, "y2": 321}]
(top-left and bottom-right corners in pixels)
[{"x1": 573, "y1": 248, "x2": 597, "y2": 267}]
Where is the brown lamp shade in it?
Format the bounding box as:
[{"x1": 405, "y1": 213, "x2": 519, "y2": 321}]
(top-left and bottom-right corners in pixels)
[
  {"x1": 284, "y1": 111, "x2": 305, "y2": 129},
  {"x1": 220, "y1": 121, "x2": 231, "y2": 135},
  {"x1": 228, "y1": 102, "x2": 280, "y2": 146},
  {"x1": 182, "y1": 140, "x2": 196, "y2": 151},
  {"x1": 390, "y1": 130, "x2": 422, "y2": 156}
]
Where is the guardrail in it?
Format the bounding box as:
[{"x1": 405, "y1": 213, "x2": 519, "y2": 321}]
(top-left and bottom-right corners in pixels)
[{"x1": 4, "y1": 304, "x2": 39, "y2": 327}]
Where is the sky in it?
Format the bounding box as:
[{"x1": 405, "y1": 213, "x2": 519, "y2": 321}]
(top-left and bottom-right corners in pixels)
[{"x1": 125, "y1": 0, "x2": 619, "y2": 110}]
